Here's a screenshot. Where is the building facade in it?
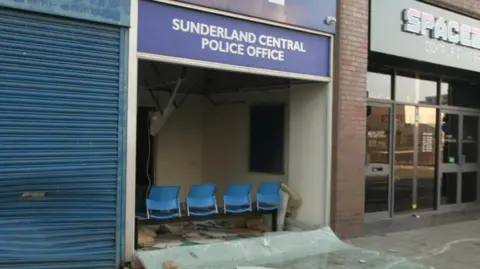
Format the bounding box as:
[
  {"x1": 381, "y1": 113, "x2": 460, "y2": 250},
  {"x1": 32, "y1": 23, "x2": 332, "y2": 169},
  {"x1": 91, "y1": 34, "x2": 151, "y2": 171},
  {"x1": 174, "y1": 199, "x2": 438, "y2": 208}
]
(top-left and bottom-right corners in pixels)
[
  {"x1": 126, "y1": 0, "x2": 337, "y2": 263},
  {"x1": 332, "y1": 0, "x2": 480, "y2": 237},
  {"x1": 10, "y1": 0, "x2": 480, "y2": 265},
  {"x1": 0, "y1": 0, "x2": 131, "y2": 268}
]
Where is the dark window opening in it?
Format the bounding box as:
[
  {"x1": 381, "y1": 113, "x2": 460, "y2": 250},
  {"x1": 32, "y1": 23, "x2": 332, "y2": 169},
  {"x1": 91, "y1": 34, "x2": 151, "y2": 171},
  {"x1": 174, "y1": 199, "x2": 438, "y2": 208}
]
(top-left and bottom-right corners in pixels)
[
  {"x1": 249, "y1": 104, "x2": 285, "y2": 174},
  {"x1": 441, "y1": 80, "x2": 480, "y2": 109},
  {"x1": 136, "y1": 107, "x2": 155, "y2": 214}
]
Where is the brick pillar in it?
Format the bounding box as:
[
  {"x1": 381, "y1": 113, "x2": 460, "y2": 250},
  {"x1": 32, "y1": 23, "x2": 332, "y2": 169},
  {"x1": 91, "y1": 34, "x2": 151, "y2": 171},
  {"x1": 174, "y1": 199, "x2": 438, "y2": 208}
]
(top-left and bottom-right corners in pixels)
[{"x1": 330, "y1": 0, "x2": 369, "y2": 238}]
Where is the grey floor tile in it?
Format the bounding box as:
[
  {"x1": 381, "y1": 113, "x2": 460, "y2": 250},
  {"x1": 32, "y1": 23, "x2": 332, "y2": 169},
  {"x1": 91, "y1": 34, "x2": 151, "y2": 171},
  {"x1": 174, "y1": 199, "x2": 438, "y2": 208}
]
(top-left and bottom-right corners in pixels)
[{"x1": 350, "y1": 220, "x2": 480, "y2": 269}]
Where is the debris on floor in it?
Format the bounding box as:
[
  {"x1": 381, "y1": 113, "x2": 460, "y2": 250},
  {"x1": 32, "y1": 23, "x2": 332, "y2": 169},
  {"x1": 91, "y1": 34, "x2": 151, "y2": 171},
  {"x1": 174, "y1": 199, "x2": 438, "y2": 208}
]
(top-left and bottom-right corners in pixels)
[
  {"x1": 245, "y1": 218, "x2": 268, "y2": 232},
  {"x1": 138, "y1": 217, "x2": 268, "y2": 249},
  {"x1": 280, "y1": 184, "x2": 301, "y2": 217},
  {"x1": 138, "y1": 227, "x2": 157, "y2": 247},
  {"x1": 163, "y1": 260, "x2": 181, "y2": 269}
]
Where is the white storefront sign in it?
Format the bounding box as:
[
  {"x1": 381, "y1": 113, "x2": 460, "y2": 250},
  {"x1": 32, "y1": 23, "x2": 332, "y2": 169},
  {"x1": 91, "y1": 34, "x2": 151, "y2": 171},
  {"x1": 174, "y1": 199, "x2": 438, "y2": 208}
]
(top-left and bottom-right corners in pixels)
[{"x1": 371, "y1": 0, "x2": 480, "y2": 72}]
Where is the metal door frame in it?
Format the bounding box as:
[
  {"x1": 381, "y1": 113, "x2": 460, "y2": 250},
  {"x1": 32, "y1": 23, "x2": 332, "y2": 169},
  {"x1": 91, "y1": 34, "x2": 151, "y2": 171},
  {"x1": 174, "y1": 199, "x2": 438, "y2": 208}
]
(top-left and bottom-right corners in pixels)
[
  {"x1": 365, "y1": 102, "x2": 394, "y2": 221},
  {"x1": 438, "y1": 109, "x2": 480, "y2": 210}
]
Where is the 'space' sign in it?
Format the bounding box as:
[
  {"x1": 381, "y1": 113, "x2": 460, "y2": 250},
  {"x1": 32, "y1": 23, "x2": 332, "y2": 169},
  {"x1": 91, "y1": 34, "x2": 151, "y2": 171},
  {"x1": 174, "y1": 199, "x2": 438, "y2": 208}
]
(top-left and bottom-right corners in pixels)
[
  {"x1": 370, "y1": 0, "x2": 480, "y2": 72},
  {"x1": 402, "y1": 8, "x2": 480, "y2": 50}
]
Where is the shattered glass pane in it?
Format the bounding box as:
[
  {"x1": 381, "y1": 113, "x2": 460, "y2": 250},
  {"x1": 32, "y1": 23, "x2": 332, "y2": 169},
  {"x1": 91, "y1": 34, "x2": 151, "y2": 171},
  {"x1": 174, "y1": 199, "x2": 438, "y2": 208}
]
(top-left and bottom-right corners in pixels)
[{"x1": 137, "y1": 227, "x2": 430, "y2": 269}]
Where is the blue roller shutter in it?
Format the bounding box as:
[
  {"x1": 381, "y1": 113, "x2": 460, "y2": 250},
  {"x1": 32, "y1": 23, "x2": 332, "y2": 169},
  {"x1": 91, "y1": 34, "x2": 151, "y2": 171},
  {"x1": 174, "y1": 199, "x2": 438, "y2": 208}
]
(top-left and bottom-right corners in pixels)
[{"x1": 0, "y1": 7, "x2": 124, "y2": 269}]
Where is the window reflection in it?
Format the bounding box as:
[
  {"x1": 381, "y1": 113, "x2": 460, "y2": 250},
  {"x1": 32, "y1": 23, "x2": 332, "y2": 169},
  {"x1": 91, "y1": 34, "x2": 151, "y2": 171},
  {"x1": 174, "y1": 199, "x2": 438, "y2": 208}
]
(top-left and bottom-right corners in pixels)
[
  {"x1": 441, "y1": 81, "x2": 480, "y2": 109},
  {"x1": 367, "y1": 72, "x2": 391, "y2": 100},
  {"x1": 416, "y1": 107, "x2": 437, "y2": 210},
  {"x1": 463, "y1": 116, "x2": 478, "y2": 164},
  {"x1": 366, "y1": 106, "x2": 389, "y2": 164},
  {"x1": 395, "y1": 74, "x2": 437, "y2": 105},
  {"x1": 441, "y1": 113, "x2": 459, "y2": 164},
  {"x1": 365, "y1": 106, "x2": 390, "y2": 213},
  {"x1": 441, "y1": 173, "x2": 457, "y2": 205},
  {"x1": 462, "y1": 172, "x2": 478, "y2": 203},
  {"x1": 394, "y1": 104, "x2": 415, "y2": 213}
]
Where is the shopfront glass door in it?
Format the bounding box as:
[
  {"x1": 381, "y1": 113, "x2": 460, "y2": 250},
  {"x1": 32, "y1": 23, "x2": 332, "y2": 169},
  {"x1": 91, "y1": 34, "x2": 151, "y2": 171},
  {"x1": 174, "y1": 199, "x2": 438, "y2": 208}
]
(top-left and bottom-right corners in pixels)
[
  {"x1": 365, "y1": 104, "x2": 391, "y2": 216},
  {"x1": 440, "y1": 111, "x2": 480, "y2": 205},
  {"x1": 394, "y1": 105, "x2": 437, "y2": 213},
  {"x1": 416, "y1": 107, "x2": 437, "y2": 210}
]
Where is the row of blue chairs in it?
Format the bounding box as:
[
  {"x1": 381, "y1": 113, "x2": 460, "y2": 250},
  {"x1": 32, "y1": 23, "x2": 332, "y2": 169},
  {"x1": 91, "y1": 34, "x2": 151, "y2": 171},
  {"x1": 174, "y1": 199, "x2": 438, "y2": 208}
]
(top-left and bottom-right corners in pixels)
[{"x1": 146, "y1": 182, "x2": 282, "y2": 219}]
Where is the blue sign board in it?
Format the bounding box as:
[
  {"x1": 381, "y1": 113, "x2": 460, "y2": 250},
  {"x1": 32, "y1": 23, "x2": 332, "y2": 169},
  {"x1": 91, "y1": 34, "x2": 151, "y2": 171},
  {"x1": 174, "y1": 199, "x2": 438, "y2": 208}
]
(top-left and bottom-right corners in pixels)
[
  {"x1": 138, "y1": 0, "x2": 331, "y2": 78},
  {"x1": 0, "y1": 0, "x2": 130, "y2": 26},
  {"x1": 172, "y1": 0, "x2": 336, "y2": 34}
]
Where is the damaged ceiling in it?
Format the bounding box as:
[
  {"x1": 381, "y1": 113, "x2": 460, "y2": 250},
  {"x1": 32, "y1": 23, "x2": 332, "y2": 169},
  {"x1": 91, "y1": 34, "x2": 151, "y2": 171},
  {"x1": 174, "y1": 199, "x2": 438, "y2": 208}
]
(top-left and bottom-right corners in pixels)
[{"x1": 138, "y1": 60, "x2": 314, "y2": 95}]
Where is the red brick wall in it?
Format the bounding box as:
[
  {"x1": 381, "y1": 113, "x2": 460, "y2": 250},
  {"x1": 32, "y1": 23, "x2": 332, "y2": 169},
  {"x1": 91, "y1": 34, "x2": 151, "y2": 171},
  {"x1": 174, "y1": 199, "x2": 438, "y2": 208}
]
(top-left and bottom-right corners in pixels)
[
  {"x1": 330, "y1": 0, "x2": 480, "y2": 238},
  {"x1": 331, "y1": 0, "x2": 369, "y2": 238}
]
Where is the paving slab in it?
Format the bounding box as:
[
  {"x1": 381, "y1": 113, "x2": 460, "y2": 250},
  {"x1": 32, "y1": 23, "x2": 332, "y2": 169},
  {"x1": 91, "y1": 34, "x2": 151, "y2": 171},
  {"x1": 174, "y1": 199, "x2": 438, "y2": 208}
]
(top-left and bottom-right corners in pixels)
[{"x1": 348, "y1": 220, "x2": 480, "y2": 269}]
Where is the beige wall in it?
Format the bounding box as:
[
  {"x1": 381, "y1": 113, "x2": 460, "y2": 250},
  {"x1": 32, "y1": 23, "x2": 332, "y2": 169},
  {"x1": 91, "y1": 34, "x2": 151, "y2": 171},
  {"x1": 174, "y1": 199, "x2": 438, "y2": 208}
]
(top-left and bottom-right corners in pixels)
[
  {"x1": 288, "y1": 83, "x2": 329, "y2": 226},
  {"x1": 138, "y1": 91, "x2": 209, "y2": 200},
  {"x1": 202, "y1": 91, "x2": 288, "y2": 201},
  {"x1": 138, "y1": 84, "x2": 329, "y2": 225},
  {"x1": 153, "y1": 95, "x2": 208, "y2": 201}
]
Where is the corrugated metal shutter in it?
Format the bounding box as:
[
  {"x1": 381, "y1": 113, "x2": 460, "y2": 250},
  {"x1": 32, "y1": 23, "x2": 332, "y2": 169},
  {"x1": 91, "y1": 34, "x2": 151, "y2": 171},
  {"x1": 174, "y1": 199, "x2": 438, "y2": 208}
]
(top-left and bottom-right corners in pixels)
[{"x1": 0, "y1": 7, "x2": 123, "y2": 269}]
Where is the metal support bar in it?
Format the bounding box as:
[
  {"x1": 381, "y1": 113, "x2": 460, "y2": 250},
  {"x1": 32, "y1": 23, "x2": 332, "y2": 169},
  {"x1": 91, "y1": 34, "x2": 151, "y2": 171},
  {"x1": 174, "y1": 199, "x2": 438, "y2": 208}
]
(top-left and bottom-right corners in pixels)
[
  {"x1": 150, "y1": 62, "x2": 188, "y2": 110},
  {"x1": 168, "y1": 89, "x2": 180, "y2": 109},
  {"x1": 205, "y1": 95, "x2": 246, "y2": 107},
  {"x1": 177, "y1": 93, "x2": 189, "y2": 107},
  {"x1": 148, "y1": 90, "x2": 164, "y2": 115},
  {"x1": 205, "y1": 95, "x2": 218, "y2": 107},
  {"x1": 139, "y1": 79, "x2": 184, "y2": 91},
  {"x1": 262, "y1": 90, "x2": 272, "y2": 96},
  {"x1": 211, "y1": 84, "x2": 291, "y2": 94},
  {"x1": 164, "y1": 67, "x2": 187, "y2": 116},
  {"x1": 151, "y1": 62, "x2": 167, "y2": 84}
]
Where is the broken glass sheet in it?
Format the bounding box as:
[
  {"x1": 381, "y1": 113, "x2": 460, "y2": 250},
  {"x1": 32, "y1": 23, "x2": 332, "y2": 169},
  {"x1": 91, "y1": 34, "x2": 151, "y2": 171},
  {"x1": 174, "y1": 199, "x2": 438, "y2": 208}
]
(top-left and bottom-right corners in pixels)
[{"x1": 136, "y1": 227, "x2": 430, "y2": 269}]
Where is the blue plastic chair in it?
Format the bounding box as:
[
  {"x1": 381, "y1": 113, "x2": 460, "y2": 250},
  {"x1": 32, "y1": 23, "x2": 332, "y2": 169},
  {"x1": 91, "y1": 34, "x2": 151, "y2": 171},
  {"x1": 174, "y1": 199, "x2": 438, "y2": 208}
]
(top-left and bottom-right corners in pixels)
[
  {"x1": 223, "y1": 183, "x2": 253, "y2": 214},
  {"x1": 186, "y1": 184, "x2": 218, "y2": 216},
  {"x1": 146, "y1": 186, "x2": 181, "y2": 219},
  {"x1": 256, "y1": 182, "x2": 282, "y2": 211}
]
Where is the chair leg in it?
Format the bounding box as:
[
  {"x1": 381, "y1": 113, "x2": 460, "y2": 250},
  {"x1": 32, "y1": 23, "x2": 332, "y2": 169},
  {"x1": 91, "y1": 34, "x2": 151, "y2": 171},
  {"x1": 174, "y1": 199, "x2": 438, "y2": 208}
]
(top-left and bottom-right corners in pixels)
[
  {"x1": 224, "y1": 204, "x2": 227, "y2": 214},
  {"x1": 146, "y1": 210, "x2": 150, "y2": 219},
  {"x1": 215, "y1": 200, "x2": 219, "y2": 214},
  {"x1": 178, "y1": 201, "x2": 182, "y2": 217},
  {"x1": 134, "y1": 217, "x2": 139, "y2": 250},
  {"x1": 187, "y1": 205, "x2": 190, "y2": 216},
  {"x1": 272, "y1": 210, "x2": 278, "y2": 231}
]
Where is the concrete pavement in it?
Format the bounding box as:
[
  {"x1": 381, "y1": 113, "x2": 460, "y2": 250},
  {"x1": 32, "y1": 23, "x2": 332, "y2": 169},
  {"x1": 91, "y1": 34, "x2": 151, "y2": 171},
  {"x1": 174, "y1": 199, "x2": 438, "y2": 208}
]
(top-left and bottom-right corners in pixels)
[{"x1": 347, "y1": 220, "x2": 480, "y2": 269}]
